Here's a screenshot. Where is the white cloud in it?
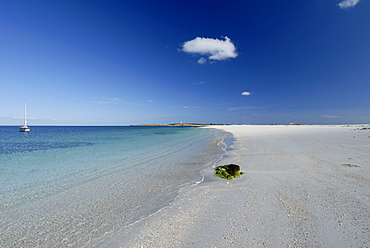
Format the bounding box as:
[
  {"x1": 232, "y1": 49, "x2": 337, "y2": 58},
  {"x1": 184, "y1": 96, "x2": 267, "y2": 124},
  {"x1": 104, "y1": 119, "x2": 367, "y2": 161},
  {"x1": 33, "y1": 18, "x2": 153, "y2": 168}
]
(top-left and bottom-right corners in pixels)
[
  {"x1": 105, "y1": 97, "x2": 122, "y2": 102},
  {"x1": 197, "y1": 57, "x2": 207, "y2": 64},
  {"x1": 95, "y1": 97, "x2": 146, "y2": 105},
  {"x1": 338, "y1": 0, "x2": 360, "y2": 9},
  {"x1": 97, "y1": 97, "x2": 122, "y2": 104},
  {"x1": 229, "y1": 106, "x2": 266, "y2": 111},
  {"x1": 0, "y1": 116, "x2": 36, "y2": 120},
  {"x1": 182, "y1": 36, "x2": 238, "y2": 63},
  {"x1": 321, "y1": 115, "x2": 341, "y2": 118},
  {"x1": 0, "y1": 116, "x2": 22, "y2": 119},
  {"x1": 241, "y1": 91, "x2": 251, "y2": 96}
]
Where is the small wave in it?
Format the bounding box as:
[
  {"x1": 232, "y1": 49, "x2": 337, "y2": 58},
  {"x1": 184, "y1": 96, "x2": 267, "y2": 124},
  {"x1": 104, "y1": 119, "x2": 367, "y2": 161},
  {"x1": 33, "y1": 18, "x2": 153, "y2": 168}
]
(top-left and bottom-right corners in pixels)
[{"x1": 214, "y1": 136, "x2": 228, "y2": 167}]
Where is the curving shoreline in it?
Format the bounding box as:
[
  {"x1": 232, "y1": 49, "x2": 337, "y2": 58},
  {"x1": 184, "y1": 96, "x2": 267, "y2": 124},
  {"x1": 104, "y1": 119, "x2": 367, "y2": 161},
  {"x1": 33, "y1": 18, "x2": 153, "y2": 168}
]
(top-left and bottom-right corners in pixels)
[{"x1": 98, "y1": 125, "x2": 370, "y2": 247}]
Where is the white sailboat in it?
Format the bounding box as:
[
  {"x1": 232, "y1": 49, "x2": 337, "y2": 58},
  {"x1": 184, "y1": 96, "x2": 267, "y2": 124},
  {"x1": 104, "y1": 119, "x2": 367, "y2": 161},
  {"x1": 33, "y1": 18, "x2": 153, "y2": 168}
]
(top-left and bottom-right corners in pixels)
[{"x1": 19, "y1": 101, "x2": 30, "y2": 132}]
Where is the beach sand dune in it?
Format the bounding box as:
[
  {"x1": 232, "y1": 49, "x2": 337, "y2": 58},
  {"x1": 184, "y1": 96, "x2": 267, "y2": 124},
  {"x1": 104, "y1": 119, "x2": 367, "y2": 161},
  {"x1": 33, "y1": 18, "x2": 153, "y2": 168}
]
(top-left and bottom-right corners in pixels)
[{"x1": 98, "y1": 125, "x2": 369, "y2": 248}]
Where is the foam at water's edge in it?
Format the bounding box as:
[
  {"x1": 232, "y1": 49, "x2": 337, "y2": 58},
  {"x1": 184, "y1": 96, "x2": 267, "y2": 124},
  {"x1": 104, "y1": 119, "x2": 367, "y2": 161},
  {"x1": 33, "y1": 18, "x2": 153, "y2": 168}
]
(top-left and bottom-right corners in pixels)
[{"x1": 93, "y1": 129, "x2": 230, "y2": 247}]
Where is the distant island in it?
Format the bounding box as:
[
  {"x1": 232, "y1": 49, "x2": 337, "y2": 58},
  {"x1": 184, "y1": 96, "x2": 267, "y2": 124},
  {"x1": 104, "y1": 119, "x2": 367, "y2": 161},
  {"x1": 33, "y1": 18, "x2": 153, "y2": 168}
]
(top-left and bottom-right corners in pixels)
[{"x1": 130, "y1": 123, "x2": 230, "y2": 127}]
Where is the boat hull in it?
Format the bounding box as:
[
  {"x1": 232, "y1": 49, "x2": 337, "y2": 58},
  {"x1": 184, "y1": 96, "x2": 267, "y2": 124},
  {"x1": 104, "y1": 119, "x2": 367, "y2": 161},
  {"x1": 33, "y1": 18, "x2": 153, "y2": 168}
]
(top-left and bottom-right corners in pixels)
[{"x1": 19, "y1": 126, "x2": 30, "y2": 132}]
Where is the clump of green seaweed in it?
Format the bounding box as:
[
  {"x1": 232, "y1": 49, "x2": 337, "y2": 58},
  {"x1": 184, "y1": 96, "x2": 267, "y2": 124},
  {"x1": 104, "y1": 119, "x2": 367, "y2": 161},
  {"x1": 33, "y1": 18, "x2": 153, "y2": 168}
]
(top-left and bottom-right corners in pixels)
[
  {"x1": 342, "y1": 163, "x2": 360, "y2": 167},
  {"x1": 215, "y1": 164, "x2": 245, "y2": 180}
]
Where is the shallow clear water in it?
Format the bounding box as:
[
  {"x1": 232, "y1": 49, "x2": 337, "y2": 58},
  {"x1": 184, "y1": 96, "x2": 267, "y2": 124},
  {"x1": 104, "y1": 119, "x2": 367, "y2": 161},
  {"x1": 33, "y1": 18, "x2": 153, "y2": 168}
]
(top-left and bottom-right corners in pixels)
[{"x1": 0, "y1": 126, "x2": 225, "y2": 247}]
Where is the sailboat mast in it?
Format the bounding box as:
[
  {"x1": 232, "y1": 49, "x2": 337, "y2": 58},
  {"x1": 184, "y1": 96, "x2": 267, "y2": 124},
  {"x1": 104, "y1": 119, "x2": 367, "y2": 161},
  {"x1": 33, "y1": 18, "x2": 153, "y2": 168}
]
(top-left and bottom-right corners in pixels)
[{"x1": 24, "y1": 101, "x2": 27, "y2": 126}]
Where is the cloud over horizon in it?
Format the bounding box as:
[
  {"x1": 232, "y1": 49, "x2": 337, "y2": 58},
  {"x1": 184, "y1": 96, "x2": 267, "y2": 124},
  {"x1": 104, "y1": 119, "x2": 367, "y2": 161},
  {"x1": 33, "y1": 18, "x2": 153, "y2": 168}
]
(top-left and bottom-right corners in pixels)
[
  {"x1": 321, "y1": 115, "x2": 341, "y2": 118},
  {"x1": 241, "y1": 91, "x2": 251, "y2": 96},
  {"x1": 229, "y1": 106, "x2": 264, "y2": 111},
  {"x1": 182, "y1": 36, "x2": 238, "y2": 64},
  {"x1": 95, "y1": 97, "x2": 146, "y2": 106},
  {"x1": 338, "y1": 0, "x2": 360, "y2": 9}
]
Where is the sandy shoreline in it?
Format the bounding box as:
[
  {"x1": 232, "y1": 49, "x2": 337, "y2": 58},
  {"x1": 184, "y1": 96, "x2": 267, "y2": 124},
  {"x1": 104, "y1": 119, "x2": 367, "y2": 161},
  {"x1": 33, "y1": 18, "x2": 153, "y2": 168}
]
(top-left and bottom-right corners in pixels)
[{"x1": 97, "y1": 125, "x2": 370, "y2": 248}]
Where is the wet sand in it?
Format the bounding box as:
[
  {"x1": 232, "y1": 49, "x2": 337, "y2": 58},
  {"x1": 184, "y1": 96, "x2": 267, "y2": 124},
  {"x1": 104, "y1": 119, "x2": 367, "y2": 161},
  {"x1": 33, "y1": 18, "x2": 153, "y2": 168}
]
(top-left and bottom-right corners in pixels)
[{"x1": 97, "y1": 125, "x2": 370, "y2": 248}]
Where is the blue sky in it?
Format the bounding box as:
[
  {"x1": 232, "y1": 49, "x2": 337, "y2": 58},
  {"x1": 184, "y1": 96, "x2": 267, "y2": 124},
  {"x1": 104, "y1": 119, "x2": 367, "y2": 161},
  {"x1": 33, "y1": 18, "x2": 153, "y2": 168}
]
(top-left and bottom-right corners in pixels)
[{"x1": 1, "y1": 0, "x2": 369, "y2": 125}]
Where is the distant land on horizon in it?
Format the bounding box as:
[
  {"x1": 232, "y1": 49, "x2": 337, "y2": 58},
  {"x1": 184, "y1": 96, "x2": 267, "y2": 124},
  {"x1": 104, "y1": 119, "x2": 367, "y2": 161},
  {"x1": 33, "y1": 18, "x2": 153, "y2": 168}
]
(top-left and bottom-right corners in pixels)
[
  {"x1": 130, "y1": 123, "x2": 230, "y2": 127},
  {"x1": 130, "y1": 123, "x2": 370, "y2": 127}
]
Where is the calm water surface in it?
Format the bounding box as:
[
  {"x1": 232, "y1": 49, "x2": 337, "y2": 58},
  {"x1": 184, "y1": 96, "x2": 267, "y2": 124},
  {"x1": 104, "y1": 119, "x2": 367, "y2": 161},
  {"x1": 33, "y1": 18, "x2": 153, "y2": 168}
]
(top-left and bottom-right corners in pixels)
[{"x1": 0, "y1": 126, "x2": 226, "y2": 247}]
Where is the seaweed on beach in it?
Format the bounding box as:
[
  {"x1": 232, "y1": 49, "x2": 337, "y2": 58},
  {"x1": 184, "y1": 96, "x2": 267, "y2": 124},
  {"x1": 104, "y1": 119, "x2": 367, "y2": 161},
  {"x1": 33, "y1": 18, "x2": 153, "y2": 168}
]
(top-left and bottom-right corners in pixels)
[
  {"x1": 342, "y1": 163, "x2": 360, "y2": 167},
  {"x1": 215, "y1": 164, "x2": 245, "y2": 180}
]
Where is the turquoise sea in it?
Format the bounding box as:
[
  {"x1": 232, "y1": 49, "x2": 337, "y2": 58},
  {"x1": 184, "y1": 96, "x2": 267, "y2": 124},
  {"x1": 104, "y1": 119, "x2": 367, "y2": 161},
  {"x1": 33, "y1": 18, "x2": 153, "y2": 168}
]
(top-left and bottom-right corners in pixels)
[{"x1": 0, "y1": 126, "x2": 226, "y2": 247}]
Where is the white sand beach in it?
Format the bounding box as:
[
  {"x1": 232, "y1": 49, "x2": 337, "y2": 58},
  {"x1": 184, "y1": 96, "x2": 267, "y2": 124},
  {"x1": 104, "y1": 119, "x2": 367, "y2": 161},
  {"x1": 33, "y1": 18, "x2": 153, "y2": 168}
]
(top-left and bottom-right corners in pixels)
[{"x1": 98, "y1": 125, "x2": 370, "y2": 248}]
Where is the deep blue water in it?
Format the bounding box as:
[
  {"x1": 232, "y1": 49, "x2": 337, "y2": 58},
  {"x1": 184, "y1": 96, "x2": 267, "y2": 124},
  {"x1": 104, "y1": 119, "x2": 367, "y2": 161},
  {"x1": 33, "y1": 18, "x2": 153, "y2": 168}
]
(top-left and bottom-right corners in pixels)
[{"x1": 0, "y1": 126, "x2": 225, "y2": 247}]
